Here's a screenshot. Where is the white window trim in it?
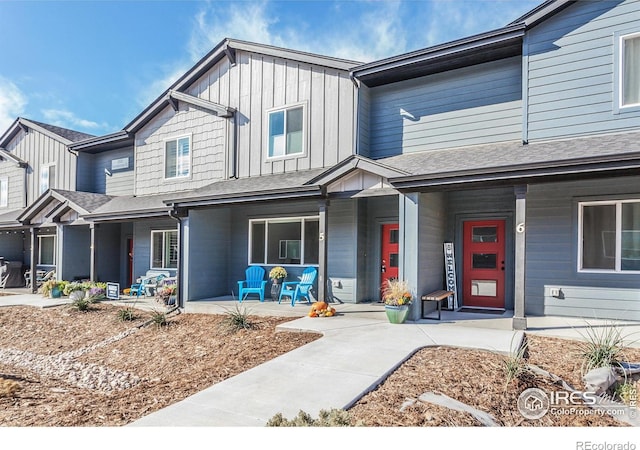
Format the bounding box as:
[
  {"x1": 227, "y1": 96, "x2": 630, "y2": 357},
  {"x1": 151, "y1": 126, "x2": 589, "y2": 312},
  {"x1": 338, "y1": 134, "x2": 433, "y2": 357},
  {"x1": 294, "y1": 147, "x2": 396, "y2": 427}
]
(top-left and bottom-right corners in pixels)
[
  {"x1": 39, "y1": 163, "x2": 56, "y2": 194},
  {"x1": 0, "y1": 177, "x2": 8, "y2": 208},
  {"x1": 248, "y1": 215, "x2": 319, "y2": 267},
  {"x1": 150, "y1": 229, "x2": 178, "y2": 270},
  {"x1": 38, "y1": 234, "x2": 57, "y2": 266},
  {"x1": 578, "y1": 199, "x2": 640, "y2": 274},
  {"x1": 264, "y1": 102, "x2": 308, "y2": 161},
  {"x1": 615, "y1": 31, "x2": 640, "y2": 113},
  {"x1": 162, "y1": 135, "x2": 192, "y2": 181}
]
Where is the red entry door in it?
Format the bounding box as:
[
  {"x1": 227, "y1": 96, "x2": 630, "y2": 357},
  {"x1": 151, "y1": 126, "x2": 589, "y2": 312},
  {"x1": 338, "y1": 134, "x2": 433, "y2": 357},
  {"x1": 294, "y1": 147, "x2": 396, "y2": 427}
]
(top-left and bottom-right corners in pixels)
[
  {"x1": 380, "y1": 224, "x2": 399, "y2": 298},
  {"x1": 462, "y1": 220, "x2": 505, "y2": 309}
]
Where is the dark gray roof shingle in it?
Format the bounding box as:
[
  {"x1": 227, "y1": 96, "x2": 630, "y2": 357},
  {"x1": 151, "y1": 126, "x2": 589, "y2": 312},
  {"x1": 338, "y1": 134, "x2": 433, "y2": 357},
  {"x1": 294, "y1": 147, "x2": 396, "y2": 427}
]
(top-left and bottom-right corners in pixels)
[
  {"x1": 378, "y1": 131, "x2": 640, "y2": 178},
  {"x1": 51, "y1": 189, "x2": 114, "y2": 212},
  {"x1": 28, "y1": 120, "x2": 95, "y2": 142},
  {"x1": 87, "y1": 193, "x2": 171, "y2": 218}
]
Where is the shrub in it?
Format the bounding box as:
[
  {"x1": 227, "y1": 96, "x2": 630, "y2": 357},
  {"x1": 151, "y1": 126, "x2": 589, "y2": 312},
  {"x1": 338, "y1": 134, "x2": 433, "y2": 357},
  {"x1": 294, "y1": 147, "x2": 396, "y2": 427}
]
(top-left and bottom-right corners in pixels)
[
  {"x1": 70, "y1": 296, "x2": 91, "y2": 312},
  {"x1": 150, "y1": 310, "x2": 167, "y2": 328},
  {"x1": 219, "y1": 304, "x2": 255, "y2": 333},
  {"x1": 576, "y1": 323, "x2": 629, "y2": 375},
  {"x1": 502, "y1": 335, "x2": 528, "y2": 388},
  {"x1": 117, "y1": 308, "x2": 136, "y2": 322},
  {"x1": 615, "y1": 382, "x2": 638, "y2": 405},
  {"x1": 0, "y1": 378, "x2": 21, "y2": 398},
  {"x1": 86, "y1": 286, "x2": 106, "y2": 302},
  {"x1": 63, "y1": 282, "x2": 85, "y2": 297},
  {"x1": 266, "y1": 409, "x2": 354, "y2": 427}
]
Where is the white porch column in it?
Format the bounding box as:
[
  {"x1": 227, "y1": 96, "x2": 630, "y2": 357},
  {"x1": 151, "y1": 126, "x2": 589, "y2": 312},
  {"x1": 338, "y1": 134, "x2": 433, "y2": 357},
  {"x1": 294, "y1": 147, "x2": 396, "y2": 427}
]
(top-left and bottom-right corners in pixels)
[
  {"x1": 513, "y1": 185, "x2": 528, "y2": 330},
  {"x1": 90, "y1": 223, "x2": 96, "y2": 282},
  {"x1": 29, "y1": 227, "x2": 39, "y2": 293},
  {"x1": 56, "y1": 224, "x2": 64, "y2": 281},
  {"x1": 399, "y1": 193, "x2": 420, "y2": 321},
  {"x1": 317, "y1": 200, "x2": 329, "y2": 302}
]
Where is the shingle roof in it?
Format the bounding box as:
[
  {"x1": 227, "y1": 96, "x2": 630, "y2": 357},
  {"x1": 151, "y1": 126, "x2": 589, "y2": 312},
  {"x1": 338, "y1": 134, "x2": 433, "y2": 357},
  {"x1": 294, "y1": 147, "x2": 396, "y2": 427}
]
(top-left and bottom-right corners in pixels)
[
  {"x1": 0, "y1": 208, "x2": 25, "y2": 228},
  {"x1": 27, "y1": 120, "x2": 95, "y2": 143},
  {"x1": 50, "y1": 189, "x2": 114, "y2": 212},
  {"x1": 167, "y1": 168, "x2": 327, "y2": 205},
  {"x1": 378, "y1": 130, "x2": 640, "y2": 180},
  {"x1": 86, "y1": 193, "x2": 172, "y2": 219}
]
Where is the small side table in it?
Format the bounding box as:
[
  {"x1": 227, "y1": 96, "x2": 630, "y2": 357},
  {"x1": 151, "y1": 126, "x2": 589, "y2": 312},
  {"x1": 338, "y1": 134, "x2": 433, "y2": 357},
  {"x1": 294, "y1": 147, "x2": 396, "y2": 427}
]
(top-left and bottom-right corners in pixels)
[{"x1": 421, "y1": 290, "x2": 454, "y2": 320}]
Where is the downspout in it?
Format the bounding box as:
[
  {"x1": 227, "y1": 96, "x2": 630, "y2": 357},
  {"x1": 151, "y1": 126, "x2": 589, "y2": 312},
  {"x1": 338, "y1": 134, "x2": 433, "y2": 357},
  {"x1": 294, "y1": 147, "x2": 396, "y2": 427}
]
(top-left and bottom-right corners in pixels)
[
  {"x1": 229, "y1": 110, "x2": 238, "y2": 179},
  {"x1": 168, "y1": 207, "x2": 184, "y2": 309}
]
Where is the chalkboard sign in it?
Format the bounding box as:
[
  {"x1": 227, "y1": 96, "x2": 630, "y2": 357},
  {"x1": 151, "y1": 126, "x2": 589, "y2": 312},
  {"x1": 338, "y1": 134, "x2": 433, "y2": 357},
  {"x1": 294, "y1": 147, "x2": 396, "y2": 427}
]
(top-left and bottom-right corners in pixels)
[
  {"x1": 443, "y1": 243, "x2": 458, "y2": 310},
  {"x1": 106, "y1": 282, "x2": 120, "y2": 300}
]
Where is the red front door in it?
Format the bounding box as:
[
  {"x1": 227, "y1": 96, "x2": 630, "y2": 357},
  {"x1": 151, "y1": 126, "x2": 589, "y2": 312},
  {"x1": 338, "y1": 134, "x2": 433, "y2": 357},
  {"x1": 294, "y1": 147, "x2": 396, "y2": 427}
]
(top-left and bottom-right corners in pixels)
[
  {"x1": 462, "y1": 220, "x2": 505, "y2": 309},
  {"x1": 380, "y1": 224, "x2": 399, "y2": 298}
]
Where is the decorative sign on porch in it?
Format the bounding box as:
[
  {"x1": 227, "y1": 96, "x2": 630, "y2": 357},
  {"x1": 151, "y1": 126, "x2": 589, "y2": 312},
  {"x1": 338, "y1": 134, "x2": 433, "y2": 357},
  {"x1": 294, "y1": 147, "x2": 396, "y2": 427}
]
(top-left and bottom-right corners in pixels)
[
  {"x1": 111, "y1": 157, "x2": 129, "y2": 171},
  {"x1": 443, "y1": 242, "x2": 458, "y2": 310},
  {"x1": 106, "y1": 282, "x2": 120, "y2": 300}
]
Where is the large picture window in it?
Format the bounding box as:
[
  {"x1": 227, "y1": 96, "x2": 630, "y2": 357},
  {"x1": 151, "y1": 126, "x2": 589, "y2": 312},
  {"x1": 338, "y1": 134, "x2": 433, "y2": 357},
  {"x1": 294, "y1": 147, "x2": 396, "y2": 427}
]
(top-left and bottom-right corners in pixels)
[
  {"x1": 621, "y1": 33, "x2": 640, "y2": 108},
  {"x1": 165, "y1": 136, "x2": 190, "y2": 179},
  {"x1": 249, "y1": 217, "x2": 319, "y2": 266},
  {"x1": 151, "y1": 230, "x2": 178, "y2": 269},
  {"x1": 579, "y1": 200, "x2": 640, "y2": 272},
  {"x1": 38, "y1": 235, "x2": 56, "y2": 266},
  {"x1": 267, "y1": 105, "x2": 304, "y2": 158}
]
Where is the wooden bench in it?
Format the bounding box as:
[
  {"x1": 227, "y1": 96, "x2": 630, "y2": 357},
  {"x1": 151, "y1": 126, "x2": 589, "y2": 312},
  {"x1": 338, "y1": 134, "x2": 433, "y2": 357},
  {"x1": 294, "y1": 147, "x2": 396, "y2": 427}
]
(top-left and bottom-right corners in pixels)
[{"x1": 421, "y1": 290, "x2": 454, "y2": 320}]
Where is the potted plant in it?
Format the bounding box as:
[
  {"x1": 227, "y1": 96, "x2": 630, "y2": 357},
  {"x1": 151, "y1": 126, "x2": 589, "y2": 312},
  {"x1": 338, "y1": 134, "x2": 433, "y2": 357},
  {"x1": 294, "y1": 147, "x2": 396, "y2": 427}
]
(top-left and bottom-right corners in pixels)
[
  {"x1": 41, "y1": 279, "x2": 64, "y2": 299},
  {"x1": 381, "y1": 279, "x2": 413, "y2": 324},
  {"x1": 269, "y1": 266, "x2": 287, "y2": 301}
]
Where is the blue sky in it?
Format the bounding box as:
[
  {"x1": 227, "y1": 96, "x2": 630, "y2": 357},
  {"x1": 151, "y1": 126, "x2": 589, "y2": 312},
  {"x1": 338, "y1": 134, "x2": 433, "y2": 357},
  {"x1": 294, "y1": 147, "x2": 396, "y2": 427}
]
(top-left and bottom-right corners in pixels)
[{"x1": 0, "y1": 0, "x2": 542, "y2": 136}]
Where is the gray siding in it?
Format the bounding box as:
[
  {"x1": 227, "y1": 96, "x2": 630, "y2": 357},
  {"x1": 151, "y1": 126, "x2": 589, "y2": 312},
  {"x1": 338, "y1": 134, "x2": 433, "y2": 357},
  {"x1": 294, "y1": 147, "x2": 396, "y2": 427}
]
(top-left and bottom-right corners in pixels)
[
  {"x1": 60, "y1": 225, "x2": 90, "y2": 281},
  {"x1": 95, "y1": 223, "x2": 124, "y2": 284},
  {"x1": 185, "y1": 208, "x2": 231, "y2": 300},
  {"x1": 134, "y1": 102, "x2": 227, "y2": 196},
  {"x1": 0, "y1": 232, "x2": 26, "y2": 262},
  {"x1": 4, "y1": 128, "x2": 77, "y2": 204},
  {"x1": 82, "y1": 147, "x2": 135, "y2": 196},
  {"x1": 526, "y1": 0, "x2": 640, "y2": 140},
  {"x1": 526, "y1": 176, "x2": 640, "y2": 320},
  {"x1": 327, "y1": 199, "x2": 357, "y2": 303},
  {"x1": 368, "y1": 57, "x2": 522, "y2": 158},
  {"x1": 0, "y1": 161, "x2": 25, "y2": 210},
  {"x1": 132, "y1": 219, "x2": 178, "y2": 280}
]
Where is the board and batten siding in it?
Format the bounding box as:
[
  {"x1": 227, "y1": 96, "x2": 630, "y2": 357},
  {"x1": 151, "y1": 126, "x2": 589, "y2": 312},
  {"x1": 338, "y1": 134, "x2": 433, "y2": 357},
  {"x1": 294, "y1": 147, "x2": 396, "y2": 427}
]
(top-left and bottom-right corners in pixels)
[
  {"x1": 525, "y1": 176, "x2": 640, "y2": 320},
  {"x1": 526, "y1": 0, "x2": 640, "y2": 141},
  {"x1": 134, "y1": 102, "x2": 227, "y2": 196},
  {"x1": 3, "y1": 128, "x2": 77, "y2": 204},
  {"x1": 367, "y1": 57, "x2": 522, "y2": 158},
  {"x1": 185, "y1": 50, "x2": 357, "y2": 178}
]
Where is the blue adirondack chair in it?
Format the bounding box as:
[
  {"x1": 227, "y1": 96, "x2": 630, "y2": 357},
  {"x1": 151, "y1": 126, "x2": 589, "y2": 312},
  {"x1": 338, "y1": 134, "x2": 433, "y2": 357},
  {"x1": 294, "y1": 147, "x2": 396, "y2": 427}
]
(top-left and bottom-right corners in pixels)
[
  {"x1": 278, "y1": 267, "x2": 318, "y2": 306},
  {"x1": 130, "y1": 273, "x2": 166, "y2": 297},
  {"x1": 237, "y1": 266, "x2": 267, "y2": 302}
]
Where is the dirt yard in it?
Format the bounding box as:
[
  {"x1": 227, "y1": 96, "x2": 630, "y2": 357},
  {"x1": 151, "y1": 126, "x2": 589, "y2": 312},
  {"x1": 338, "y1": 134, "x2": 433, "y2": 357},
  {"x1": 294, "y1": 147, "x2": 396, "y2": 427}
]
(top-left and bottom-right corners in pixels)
[{"x1": 0, "y1": 302, "x2": 638, "y2": 427}]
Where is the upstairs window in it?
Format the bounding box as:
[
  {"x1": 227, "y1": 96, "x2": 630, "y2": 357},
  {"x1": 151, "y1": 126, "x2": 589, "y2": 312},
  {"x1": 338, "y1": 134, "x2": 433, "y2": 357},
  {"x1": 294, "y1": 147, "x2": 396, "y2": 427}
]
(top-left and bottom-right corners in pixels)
[
  {"x1": 621, "y1": 33, "x2": 640, "y2": 108},
  {"x1": 579, "y1": 200, "x2": 640, "y2": 273},
  {"x1": 151, "y1": 230, "x2": 178, "y2": 269},
  {"x1": 0, "y1": 178, "x2": 7, "y2": 207},
  {"x1": 40, "y1": 164, "x2": 55, "y2": 194},
  {"x1": 267, "y1": 105, "x2": 304, "y2": 158},
  {"x1": 165, "y1": 136, "x2": 190, "y2": 179}
]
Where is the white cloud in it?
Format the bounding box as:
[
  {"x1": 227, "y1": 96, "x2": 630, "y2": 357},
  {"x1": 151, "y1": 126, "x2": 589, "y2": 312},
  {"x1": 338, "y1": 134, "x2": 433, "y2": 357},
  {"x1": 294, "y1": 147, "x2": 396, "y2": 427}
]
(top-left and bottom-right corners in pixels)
[
  {"x1": 41, "y1": 109, "x2": 106, "y2": 131},
  {"x1": 0, "y1": 77, "x2": 27, "y2": 134}
]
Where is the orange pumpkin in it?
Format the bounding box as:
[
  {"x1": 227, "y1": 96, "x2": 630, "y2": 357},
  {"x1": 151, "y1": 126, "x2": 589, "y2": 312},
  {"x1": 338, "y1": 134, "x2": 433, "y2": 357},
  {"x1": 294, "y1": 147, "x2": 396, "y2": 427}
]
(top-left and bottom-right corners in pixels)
[{"x1": 312, "y1": 301, "x2": 328, "y2": 311}]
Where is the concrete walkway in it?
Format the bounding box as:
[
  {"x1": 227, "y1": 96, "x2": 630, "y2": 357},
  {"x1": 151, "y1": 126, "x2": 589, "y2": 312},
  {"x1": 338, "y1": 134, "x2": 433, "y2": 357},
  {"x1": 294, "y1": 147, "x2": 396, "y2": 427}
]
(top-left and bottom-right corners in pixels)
[{"x1": 130, "y1": 313, "x2": 524, "y2": 427}]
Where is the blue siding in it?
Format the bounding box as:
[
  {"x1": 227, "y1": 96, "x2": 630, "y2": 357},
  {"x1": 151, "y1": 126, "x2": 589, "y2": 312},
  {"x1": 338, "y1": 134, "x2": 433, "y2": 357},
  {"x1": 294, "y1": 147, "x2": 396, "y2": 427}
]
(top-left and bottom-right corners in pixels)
[
  {"x1": 61, "y1": 226, "x2": 90, "y2": 281},
  {"x1": 526, "y1": 176, "x2": 640, "y2": 320},
  {"x1": 185, "y1": 208, "x2": 231, "y2": 300},
  {"x1": 368, "y1": 57, "x2": 522, "y2": 158},
  {"x1": 133, "y1": 219, "x2": 178, "y2": 281},
  {"x1": 95, "y1": 223, "x2": 123, "y2": 284},
  {"x1": 0, "y1": 232, "x2": 26, "y2": 262},
  {"x1": 526, "y1": 0, "x2": 640, "y2": 140}
]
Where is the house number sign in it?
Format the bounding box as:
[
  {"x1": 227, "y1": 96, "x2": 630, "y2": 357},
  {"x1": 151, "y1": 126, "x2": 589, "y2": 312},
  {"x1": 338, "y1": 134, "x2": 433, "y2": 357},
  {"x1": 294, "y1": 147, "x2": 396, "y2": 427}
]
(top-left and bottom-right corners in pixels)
[{"x1": 443, "y1": 242, "x2": 458, "y2": 310}]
